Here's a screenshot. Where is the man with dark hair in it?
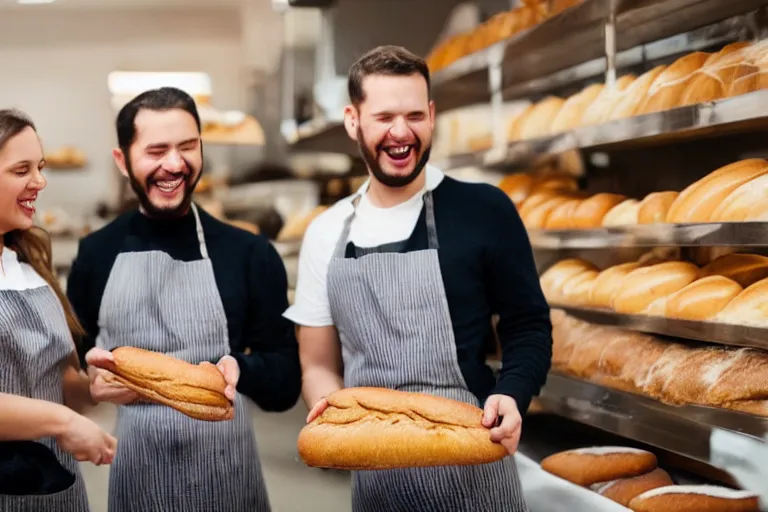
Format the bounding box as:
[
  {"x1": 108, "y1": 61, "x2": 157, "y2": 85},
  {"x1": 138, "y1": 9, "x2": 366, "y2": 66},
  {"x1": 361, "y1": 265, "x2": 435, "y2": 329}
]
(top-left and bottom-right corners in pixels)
[
  {"x1": 67, "y1": 86, "x2": 300, "y2": 511},
  {"x1": 287, "y1": 45, "x2": 550, "y2": 511}
]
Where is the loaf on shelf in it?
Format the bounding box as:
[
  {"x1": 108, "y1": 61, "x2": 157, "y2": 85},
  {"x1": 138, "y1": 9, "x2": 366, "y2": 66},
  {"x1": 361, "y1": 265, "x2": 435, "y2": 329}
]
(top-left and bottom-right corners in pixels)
[
  {"x1": 628, "y1": 485, "x2": 760, "y2": 512},
  {"x1": 541, "y1": 447, "x2": 658, "y2": 486},
  {"x1": 593, "y1": 468, "x2": 674, "y2": 508},
  {"x1": 551, "y1": 310, "x2": 768, "y2": 417}
]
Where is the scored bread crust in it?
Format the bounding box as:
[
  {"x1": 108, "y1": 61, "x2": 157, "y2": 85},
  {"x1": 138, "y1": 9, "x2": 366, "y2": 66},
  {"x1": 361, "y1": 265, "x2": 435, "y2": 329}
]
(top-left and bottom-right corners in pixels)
[
  {"x1": 592, "y1": 467, "x2": 675, "y2": 507},
  {"x1": 110, "y1": 347, "x2": 234, "y2": 422},
  {"x1": 297, "y1": 387, "x2": 507, "y2": 470}
]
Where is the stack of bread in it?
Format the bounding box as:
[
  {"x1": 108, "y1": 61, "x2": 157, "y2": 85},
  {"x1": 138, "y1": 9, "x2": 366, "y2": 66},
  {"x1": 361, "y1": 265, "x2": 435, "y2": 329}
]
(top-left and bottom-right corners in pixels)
[
  {"x1": 541, "y1": 252, "x2": 768, "y2": 326},
  {"x1": 426, "y1": 0, "x2": 582, "y2": 72},
  {"x1": 506, "y1": 40, "x2": 768, "y2": 142},
  {"x1": 551, "y1": 309, "x2": 768, "y2": 417},
  {"x1": 497, "y1": 165, "x2": 579, "y2": 207},
  {"x1": 541, "y1": 446, "x2": 760, "y2": 511},
  {"x1": 514, "y1": 158, "x2": 768, "y2": 230}
]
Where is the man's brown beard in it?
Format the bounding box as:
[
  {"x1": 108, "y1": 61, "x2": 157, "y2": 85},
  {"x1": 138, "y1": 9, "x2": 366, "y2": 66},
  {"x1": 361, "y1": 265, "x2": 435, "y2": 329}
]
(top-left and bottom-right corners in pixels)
[
  {"x1": 356, "y1": 125, "x2": 430, "y2": 189},
  {"x1": 126, "y1": 158, "x2": 203, "y2": 219}
]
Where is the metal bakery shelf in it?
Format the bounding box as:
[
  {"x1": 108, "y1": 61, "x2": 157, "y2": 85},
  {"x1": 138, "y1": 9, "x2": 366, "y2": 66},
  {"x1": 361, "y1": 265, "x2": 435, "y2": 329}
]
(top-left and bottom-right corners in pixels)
[
  {"x1": 537, "y1": 372, "x2": 768, "y2": 470},
  {"x1": 553, "y1": 305, "x2": 768, "y2": 351},
  {"x1": 527, "y1": 221, "x2": 768, "y2": 250}
]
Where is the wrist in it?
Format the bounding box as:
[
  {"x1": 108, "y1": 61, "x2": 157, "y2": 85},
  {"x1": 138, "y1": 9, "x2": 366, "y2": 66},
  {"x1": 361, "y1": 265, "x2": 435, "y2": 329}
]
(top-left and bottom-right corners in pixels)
[{"x1": 48, "y1": 403, "x2": 75, "y2": 438}]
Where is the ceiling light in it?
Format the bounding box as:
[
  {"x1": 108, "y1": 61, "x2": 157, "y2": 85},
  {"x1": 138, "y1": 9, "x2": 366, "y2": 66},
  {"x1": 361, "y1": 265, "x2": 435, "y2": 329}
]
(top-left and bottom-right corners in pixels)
[{"x1": 17, "y1": 0, "x2": 57, "y2": 4}]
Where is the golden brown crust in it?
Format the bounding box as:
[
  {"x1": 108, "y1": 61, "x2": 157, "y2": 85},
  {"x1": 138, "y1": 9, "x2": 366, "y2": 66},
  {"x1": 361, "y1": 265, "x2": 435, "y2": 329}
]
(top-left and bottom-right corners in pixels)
[
  {"x1": 638, "y1": 191, "x2": 679, "y2": 224},
  {"x1": 593, "y1": 467, "x2": 674, "y2": 506},
  {"x1": 628, "y1": 486, "x2": 760, "y2": 512},
  {"x1": 636, "y1": 52, "x2": 711, "y2": 115},
  {"x1": 702, "y1": 253, "x2": 768, "y2": 288},
  {"x1": 110, "y1": 347, "x2": 234, "y2": 422},
  {"x1": 549, "y1": 83, "x2": 604, "y2": 134},
  {"x1": 571, "y1": 193, "x2": 627, "y2": 229},
  {"x1": 664, "y1": 276, "x2": 743, "y2": 321},
  {"x1": 297, "y1": 387, "x2": 507, "y2": 470},
  {"x1": 540, "y1": 448, "x2": 657, "y2": 486},
  {"x1": 589, "y1": 262, "x2": 643, "y2": 309},
  {"x1": 611, "y1": 261, "x2": 701, "y2": 314},
  {"x1": 608, "y1": 66, "x2": 667, "y2": 121}
]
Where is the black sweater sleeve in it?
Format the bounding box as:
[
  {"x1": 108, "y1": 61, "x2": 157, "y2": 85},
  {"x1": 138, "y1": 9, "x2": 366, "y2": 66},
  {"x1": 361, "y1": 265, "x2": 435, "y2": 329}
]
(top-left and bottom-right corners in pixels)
[
  {"x1": 231, "y1": 238, "x2": 302, "y2": 412},
  {"x1": 66, "y1": 240, "x2": 98, "y2": 367},
  {"x1": 485, "y1": 189, "x2": 552, "y2": 415}
]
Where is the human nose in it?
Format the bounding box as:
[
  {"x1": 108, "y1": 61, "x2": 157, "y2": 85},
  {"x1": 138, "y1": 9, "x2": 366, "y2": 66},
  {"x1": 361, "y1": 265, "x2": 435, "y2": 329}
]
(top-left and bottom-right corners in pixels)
[
  {"x1": 28, "y1": 168, "x2": 46, "y2": 191},
  {"x1": 163, "y1": 149, "x2": 185, "y2": 172},
  {"x1": 388, "y1": 117, "x2": 411, "y2": 140}
]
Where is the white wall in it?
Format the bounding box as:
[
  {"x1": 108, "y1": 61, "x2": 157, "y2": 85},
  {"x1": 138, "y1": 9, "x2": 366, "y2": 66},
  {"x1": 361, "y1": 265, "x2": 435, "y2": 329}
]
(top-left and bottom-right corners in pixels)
[{"x1": 0, "y1": 8, "x2": 244, "y2": 217}]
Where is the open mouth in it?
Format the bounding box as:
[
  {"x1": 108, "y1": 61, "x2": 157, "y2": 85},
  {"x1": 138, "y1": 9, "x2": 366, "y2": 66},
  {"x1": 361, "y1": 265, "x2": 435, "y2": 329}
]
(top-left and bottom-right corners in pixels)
[
  {"x1": 18, "y1": 198, "x2": 36, "y2": 215},
  {"x1": 383, "y1": 145, "x2": 413, "y2": 161},
  {"x1": 153, "y1": 176, "x2": 185, "y2": 194}
]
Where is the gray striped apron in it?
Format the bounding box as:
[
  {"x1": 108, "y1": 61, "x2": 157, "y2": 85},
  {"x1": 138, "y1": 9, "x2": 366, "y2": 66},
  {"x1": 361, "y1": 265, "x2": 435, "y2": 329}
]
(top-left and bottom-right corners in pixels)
[
  {"x1": 96, "y1": 204, "x2": 271, "y2": 512},
  {"x1": 327, "y1": 190, "x2": 528, "y2": 512},
  {"x1": 0, "y1": 284, "x2": 90, "y2": 511}
]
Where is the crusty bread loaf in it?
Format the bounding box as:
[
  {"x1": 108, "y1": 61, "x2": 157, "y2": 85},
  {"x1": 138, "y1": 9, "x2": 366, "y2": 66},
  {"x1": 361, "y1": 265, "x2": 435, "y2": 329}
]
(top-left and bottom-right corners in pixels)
[
  {"x1": 677, "y1": 42, "x2": 752, "y2": 107},
  {"x1": 702, "y1": 253, "x2": 768, "y2": 287},
  {"x1": 521, "y1": 194, "x2": 574, "y2": 229},
  {"x1": 628, "y1": 485, "x2": 760, "y2": 512},
  {"x1": 611, "y1": 261, "x2": 700, "y2": 315},
  {"x1": 540, "y1": 258, "x2": 597, "y2": 302},
  {"x1": 560, "y1": 269, "x2": 599, "y2": 306},
  {"x1": 517, "y1": 96, "x2": 566, "y2": 140},
  {"x1": 608, "y1": 66, "x2": 667, "y2": 120},
  {"x1": 296, "y1": 387, "x2": 507, "y2": 470},
  {"x1": 636, "y1": 52, "x2": 711, "y2": 115},
  {"x1": 666, "y1": 159, "x2": 768, "y2": 223},
  {"x1": 664, "y1": 275, "x2": 743, "y2": 321},
  {"x1": 549, "y1": 83, "x2": 604, "y2": 134},
  {"x1": 580, "y1": 74, "x2": 637, "y2": 126},
  {"x1": 508, "y1": 105, "x2": 535, "y2": 141},
  {"x1": 540, "y1": 447, "x2": 657, "y2": 486},
  {"x1": 499, "y1": 173, "x2": 535, "y2": 205},
  {"x1": 637, "y1": 191, "x2": 678, "y2": 224},
  {"x1": 592, "y1": 468, "x2": 674, "y2": 507},
  {"x1": 589, "y1": 262, "x2": 643, "y2": 309},
  {"x1": 709, "y1": 171, "x2": 768, "y2": 222},
  {"x1": 602, "y1": 199, "x2": 640, "y2": 227},
  {"x1": 571, "y1": 193, "x2": 627, "y2": 229},
  {"x1": 728, "y1": 40, "x2": 768, "y2": 98},
  {"x1": 714, "y1": 277, "x2": 768, "y2": 327},
  {"x1": 545, "y1": 198, "x2": 583, "y2": 229},
  {"x1": 108, "y1": 347, "x2": 234, "y2": 422}
]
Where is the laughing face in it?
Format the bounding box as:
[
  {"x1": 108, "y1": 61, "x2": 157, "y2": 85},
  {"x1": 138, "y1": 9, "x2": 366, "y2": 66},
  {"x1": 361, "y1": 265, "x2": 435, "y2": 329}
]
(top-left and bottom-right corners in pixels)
[
  {"x1": 346, "y1": 73, "x2": 435, "y2": 188},
  {"x1": 0, "y1": 126, "x2": 46, "y2": 235},
  {"x1": 114, "y1": 108, "x2": 202, "y2": 218}
]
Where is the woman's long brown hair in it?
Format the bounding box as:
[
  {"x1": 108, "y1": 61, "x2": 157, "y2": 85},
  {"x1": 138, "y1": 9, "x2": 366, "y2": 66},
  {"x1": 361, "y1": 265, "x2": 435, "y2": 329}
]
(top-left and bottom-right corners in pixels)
[{"x1": 0, "y1": 109, "x2": 85, "y2": 341}]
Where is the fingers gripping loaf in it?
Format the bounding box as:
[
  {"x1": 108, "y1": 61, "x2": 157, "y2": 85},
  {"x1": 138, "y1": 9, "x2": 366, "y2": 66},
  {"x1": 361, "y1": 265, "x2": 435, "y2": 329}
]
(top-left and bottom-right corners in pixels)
[
  {"x1": 297, "y1": 387, "x2": 507, "y2": 470},
  {"x1": 109, "y1": 347, "x2": 234, "y2": 422}
]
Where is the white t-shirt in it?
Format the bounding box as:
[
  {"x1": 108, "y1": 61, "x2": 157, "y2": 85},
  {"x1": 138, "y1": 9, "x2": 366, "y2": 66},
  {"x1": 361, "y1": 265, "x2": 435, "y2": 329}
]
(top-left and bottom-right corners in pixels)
[
  {"x1": 0, "y1": 247, "x2": 48, "y2": 292},
  {"x1": 283, "y1": 165, "x2": 445, "y2": 327}
]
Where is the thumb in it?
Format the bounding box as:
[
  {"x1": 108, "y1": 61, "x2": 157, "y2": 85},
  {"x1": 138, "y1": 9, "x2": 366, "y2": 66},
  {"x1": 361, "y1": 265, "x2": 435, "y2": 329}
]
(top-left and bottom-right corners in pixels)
[{"x1": 482, "y1": 395, "x2": 500, "y2": 427}]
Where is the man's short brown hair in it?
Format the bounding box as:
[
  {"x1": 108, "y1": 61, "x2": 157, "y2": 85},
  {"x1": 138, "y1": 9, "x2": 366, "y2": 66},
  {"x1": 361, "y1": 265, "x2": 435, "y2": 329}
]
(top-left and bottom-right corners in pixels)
[{"x1": 348, "y1": 45, "x2": 431, "y2": 106}]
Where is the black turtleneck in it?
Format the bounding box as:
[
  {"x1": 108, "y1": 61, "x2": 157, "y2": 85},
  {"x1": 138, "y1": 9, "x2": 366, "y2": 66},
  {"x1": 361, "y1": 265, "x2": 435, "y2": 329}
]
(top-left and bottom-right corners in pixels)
[{"x1": 65, "y1": 207, "x2": 301, "y2": 412}]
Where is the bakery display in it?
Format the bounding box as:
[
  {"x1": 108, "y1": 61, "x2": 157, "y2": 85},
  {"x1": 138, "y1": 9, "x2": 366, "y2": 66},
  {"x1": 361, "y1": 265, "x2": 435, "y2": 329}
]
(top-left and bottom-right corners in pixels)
[
  {"x1": 628, "y1": 485, "x2": 760, "y2": 512},
  {"x1": 45, "y1": 146, "x2": 87, "y2": 169},
  {"x1": 105, "y1": 347, "x2": 234, "y2": 422},
  {"x1": 540, "y1": 447, "x2": 658, "y2": 486},
  {"x1": 297, "y1": 387, "x2": 507, "y2": 470}
]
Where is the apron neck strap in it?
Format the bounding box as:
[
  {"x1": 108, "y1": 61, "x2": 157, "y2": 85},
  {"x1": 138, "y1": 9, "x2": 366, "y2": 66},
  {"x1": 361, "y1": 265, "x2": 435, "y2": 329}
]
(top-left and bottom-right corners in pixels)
[{"x1": 190, "y1": 203, "x2": 209, "y2": 260}]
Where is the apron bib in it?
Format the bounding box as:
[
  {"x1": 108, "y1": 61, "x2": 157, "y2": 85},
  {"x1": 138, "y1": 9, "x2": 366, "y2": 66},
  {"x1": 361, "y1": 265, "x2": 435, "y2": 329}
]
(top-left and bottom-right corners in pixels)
[
  {"x1": 327, "y1": 191, "x2": 528, "y2": 512},
  {"x1": 0, "y1": 284, "x2": 90, "y2": 512},
  {"x1": 96, "y1": 205, "x2": 271, "y2": 512}
]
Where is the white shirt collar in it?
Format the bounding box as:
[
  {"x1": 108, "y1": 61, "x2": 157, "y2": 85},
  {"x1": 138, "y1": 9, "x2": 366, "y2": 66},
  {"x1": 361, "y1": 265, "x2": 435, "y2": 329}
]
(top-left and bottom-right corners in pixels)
[{"x1": 353, "y1": 164, "x2": 445, "y2": 197}]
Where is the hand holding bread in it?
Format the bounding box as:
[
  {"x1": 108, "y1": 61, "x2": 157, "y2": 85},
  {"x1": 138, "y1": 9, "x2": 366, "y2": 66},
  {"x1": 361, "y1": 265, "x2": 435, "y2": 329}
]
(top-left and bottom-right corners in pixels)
[
  {"x1": 85, "y1": 348, "x2": 141, "y2": 405},
  {"x1": 482, "y1": 394, "x2": 522, "y2": 455},
  {"x1": 297, "y1": 387, "x2": 508, "y2": 470}
]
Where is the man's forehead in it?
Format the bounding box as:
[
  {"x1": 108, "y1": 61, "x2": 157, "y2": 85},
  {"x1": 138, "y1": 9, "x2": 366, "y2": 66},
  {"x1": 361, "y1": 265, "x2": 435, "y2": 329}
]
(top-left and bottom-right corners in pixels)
[{"x1": 359, "y1": 76, "x2": 429, "y2": 113}]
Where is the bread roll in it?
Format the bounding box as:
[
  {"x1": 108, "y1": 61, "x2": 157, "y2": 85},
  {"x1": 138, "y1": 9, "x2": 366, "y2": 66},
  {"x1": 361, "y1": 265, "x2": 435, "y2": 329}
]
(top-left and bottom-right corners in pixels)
[
  {"x1": 592, "y1": 468, "x2": 674, "y2": 507},
  {"x1": 508, "y1": 105, "x2": 535, "y2": 141},
  {"x1": 589, "y1": 262, "x2": 643, "y2": 309},
  {"x1": 571, "y1": 193, "x2": 627, "y2": 229},
  {"x1": 499, "y1": 173, "x2": 535, "y2": 205},
  {"x1": 709, "y1": 171, "x2": 768, "y2": 222},
  {"x1": 107, "y1": 347, "x2": 234, "y2": 422},
  {"x1": 638, "y1": 191, "x2": 679, "y2": 224},
  {"x1": 580, "y1": 74, "x2": 636, "y2": 126},
  {"x1": 665, "y1": 159, "x2": 768, "y2": 223},
  {"x1": 560, "y1": 269, "x2": 599, "y2": 306},
  {"x1": 714, "y1": 277, "x2": 768, "y2": 327},
  {"x1": 517, "y1": 96, "x2": 566, "y2": 140},
  {"x1": 296, "y1": 387, "x2": 507, "y2": 470},
  {"x1": 540, "y1": 259, "x2": 597, "y2": 302},
  {"x1": 612, "y1": 261, "x2": 700, "y2": 315},
  {"x1": 728, "y1": 40, "x2": 768, "y2": 98},
  {"x1": 664, "y1": 275, "x2": 743, "y2": 321},
  {"x1": 628, "y1": 485, "x2": 760, "y2": 512},
  {"x1": 540, "y1": 447, "x2": 657, "y2": 486},
  {"x1": 544, "y1": 198, "x2": 583, "y2": 229},
  {"x1": 602, "y1": 199, "x2": 640, "y2": 227},
  {"x1": 702, "y1": 253, "x2": 768, "y2": 287},
  {"x1": 677, "y1": 42, "x2": 752, "y2": 107},
  {"x1": 521, "y1": 194, "x2": 573, "y2": 229},
  {"x1": 549, "y1": 83, "x2": 604, "y2": 134},
  {"x1": 637, "y1": 52, "x2": 711, "y2": 114},
  {"x1": 609, "y1": 66, "x2": 667, "y2": 120}
]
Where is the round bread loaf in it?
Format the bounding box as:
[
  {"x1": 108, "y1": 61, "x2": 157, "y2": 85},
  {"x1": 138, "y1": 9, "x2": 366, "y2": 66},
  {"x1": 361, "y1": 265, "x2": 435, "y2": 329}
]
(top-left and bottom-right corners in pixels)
[
  {"x1": 666, "y1": 159, "x2": 768, "y2": 224},
  {"x1": 549, "y1": 83, "x2": 604, "y2": 134},
  {"x1": 581, "y1": 74, "x2": 637, "y2": 126},
  {"x1": 608, "y1": 66, "x2": 667, "y2": 120},
  {"x1": 591, "y1": 467, "x2": 674, "y2": 507},
  {"x1": 589, "y1": 262, "x2": 643, "y2": 309},
  {"x1": 664, "y1": 275, "x2": 743, "y2": 321},
  {"x1": 540, "y1": 259, "x2": 597, "y2": 303},
  {"x1": 540, "y1": 446, "x2": 657, "y2": 487},
  {"x1": 702, "y1": 253, "x2": 768, "y2": 287},
  {"x1": 636, "y1": 52, "x2": 711, "y2": 115},
  {"x1": 611, "y1": 261, "x2": 700, "y2": 315},
  {"x1": 638, "y1": 191, "x2": 679, "y2": 224},
  {"x1": 602, "y1": 199, "x2": 640, "y2": 227},
  {"x1": 571, "y1": 193, "x2": 627, "y2": 229},
  {"x1": 713, "y1": 278, "x2": 768, "y2": 327},
  {"x1": 628, "y1": 485, "x2": 760, "y2": 512}
]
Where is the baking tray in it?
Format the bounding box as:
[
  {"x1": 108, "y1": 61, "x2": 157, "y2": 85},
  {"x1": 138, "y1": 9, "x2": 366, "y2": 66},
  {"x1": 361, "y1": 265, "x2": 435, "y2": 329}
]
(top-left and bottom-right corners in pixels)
[
  {"x1": 528, "y1": 221, "x2": 768, "y2": 249},
  {"x1": 553, "y1": 305, "x2": 768, "y2": 350}
]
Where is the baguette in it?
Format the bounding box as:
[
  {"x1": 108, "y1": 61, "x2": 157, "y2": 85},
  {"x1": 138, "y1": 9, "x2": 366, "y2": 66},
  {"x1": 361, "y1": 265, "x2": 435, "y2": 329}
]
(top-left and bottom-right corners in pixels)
[
  {"x1": 592, "y1": 468, "x2": 674, "y2": 507},
  {"x1": 498, "y1": 173, "x2": 535, "y2": 205},
  {"x1": 571, "y1": 193, "x2": 627, "y2": 228},
  {"x1": 628, "y1": 485, "x2": 760, "y2": 512},
  {"x1": 296, "y1": 387, "x2": 507, "y2": 470},
  {"x1": 677, "y1": 42, "x2": 753, "y2": 107},
  {"x1": 664, "y1": 275, "x2": 742, "y2": 321},
  {"x1": 589, "y1": 262, "x2": 643, "y2": 309},
  {"x1": 608, "y1": 66, "x2": 667, "y2": 120},
  {"x1": 602, "y1": 199, "x2": 640, "y2": 227},
  {"x1": 702, "y1": 253, "x2": 768, "y2": 287},
  {"x1": 544, "y1": 198, "x2": 583, "y2": 229},
  {"x1": 521, "y1": 194, "x2": 574, "y2": 229},
  {"x1": 107, "y1": 347, "x2": 234, "y2": 422},
  {"x1": 540, "y1": 447, "x2": 657, "y2": 486},
  {"x1": 540, "y1": 258, "x2": 597, "y2": 302},
  {"x1": 637, "y1": 191, "x2": 678, "y2": 224},
  {"x1": 517, "y1": 96, "x2": 566, "y2": 140},
  {"x1": 714, "y1": 277, "x2": 768, "y2": 328},
  {"x1": 709, "y1": 171, "x2": 768, "y2": 222},
  {"x1": 580, "y1": 74, "x2": 636, "y2": 126},
  {"x1": 549, "y1": 83, "x2": 604, "y2": 134},
  {"x1": 636, "y1": 52, "x2": 711, "y2": 115},
  {"x1": 611, "y1": 261, "x2": 700, "y2": 315}
]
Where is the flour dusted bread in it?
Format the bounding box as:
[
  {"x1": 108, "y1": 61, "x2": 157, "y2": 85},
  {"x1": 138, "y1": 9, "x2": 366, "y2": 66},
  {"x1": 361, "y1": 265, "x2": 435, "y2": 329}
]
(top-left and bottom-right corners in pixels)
[
  {"x1": 628, "y1": 485, "x2": 760, "y2": 512},
  {"x1": 592, "y1": 468, "x2": 674, "y2": 507},
  {"x1": 297, "y1": 387, "x2": 507, "y2": 470},
  {"x1": 540, "y1": 447, "x2": 657, "y2": 486},
  {"x1": 108, "y1": 347, "x2": 234, "y2": 421}
]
